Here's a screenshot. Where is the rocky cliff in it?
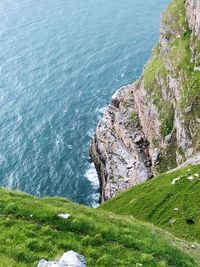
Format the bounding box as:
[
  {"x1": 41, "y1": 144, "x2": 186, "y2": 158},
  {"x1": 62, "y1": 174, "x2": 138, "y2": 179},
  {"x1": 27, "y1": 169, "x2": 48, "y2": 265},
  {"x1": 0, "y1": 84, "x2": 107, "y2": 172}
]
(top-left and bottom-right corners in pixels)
[{"x1": 90, "y1": 0, "x2": 200, "y2": 203}]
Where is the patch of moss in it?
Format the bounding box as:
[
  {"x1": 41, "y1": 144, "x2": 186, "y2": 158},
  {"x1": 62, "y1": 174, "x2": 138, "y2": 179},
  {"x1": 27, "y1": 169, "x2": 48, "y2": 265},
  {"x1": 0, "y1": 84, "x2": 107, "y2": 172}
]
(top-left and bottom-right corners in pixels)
[
  {"x1": 190, "y1": 33, "x2": 200, "y2": 66},
  {"x1": 160, "y1": 103, "x2": 175, "y2": 138},
  {"x1": 129, "y1": 111, "x2": 139, "y2": 124},
  {"x1": 155, "y1": 143, "x2": 177, "y2": 174},
  {"x1": 177, "y1": 146, "x2": 186, "y2": 163},
  {"x1": 162, "y1": 0, "x2": 187, "y2": 36},
  {"x1": 143, "y1": 47, "x2": 167, "y2": 91}
]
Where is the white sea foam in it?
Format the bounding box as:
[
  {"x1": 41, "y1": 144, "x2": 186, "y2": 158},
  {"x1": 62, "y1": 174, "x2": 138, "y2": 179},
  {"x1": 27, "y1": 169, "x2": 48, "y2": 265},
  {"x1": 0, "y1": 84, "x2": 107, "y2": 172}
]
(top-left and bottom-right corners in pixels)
[
  {"x1": 66, "y1": 144, "x2": 72, "y2": 149},
  {"x1": 17, "y1": 113, "x2": 23, "y2": 123},
  {"x1": 85, "y1": 163, "x2": 99, "y2": 189},
  {"x1": 55, "y1": 134, "x2": 64, "y2": 148},
  {"x1": 91, "y1": 193, "x2": 100, "y2": 208},
  {"x1": 87, "y1": 129, "x2": 95, "y2": 138},
  {"x1": 0, "y1": 154, "x2": 6, "y2": 164},
  {"x1": 7, "y1": 172, "x2": 15, "y2": 188},
  {"x1": 98, "y1": 106, "x2": 107, "y2": 115}
]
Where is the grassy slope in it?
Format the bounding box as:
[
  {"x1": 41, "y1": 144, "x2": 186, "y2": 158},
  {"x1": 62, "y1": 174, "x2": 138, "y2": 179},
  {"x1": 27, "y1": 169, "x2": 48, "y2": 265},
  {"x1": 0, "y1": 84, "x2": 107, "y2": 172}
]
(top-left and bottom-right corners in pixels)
[
  {"x1": 102, "y1": 165, "x2": 200, "y2": 245},
  {"x1": 0, "y1": 188, "x2": 199, "y2": 267}
]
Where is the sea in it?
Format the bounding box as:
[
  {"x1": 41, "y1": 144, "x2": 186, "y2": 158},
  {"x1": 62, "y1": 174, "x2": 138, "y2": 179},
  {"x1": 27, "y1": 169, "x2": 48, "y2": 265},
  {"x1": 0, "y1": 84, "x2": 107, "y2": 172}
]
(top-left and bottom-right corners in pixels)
[{"x1": 0, "y1": 0, "x2": 169, "y2": 206}]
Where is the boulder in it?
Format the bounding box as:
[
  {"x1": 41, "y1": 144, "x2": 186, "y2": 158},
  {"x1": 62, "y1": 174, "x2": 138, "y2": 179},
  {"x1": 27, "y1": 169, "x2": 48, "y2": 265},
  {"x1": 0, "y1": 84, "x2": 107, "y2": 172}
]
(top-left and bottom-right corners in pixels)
[
  {"x1": 58, "y1": 213, "x2": 71, "y2": 219},
  {"x1": 37, "y1": 259, "x2": 48, "y2": 267},
  {"x1": 37, "y1": 251, "x2": 86, "y2": 267},
  {"x1": 58, "y1": 250, "x2": 86, "y2": 267}
]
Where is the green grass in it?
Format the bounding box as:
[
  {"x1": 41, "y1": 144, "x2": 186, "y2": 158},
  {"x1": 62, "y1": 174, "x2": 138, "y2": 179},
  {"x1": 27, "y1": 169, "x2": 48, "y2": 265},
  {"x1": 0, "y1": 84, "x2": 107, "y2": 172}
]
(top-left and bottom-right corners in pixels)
[
  {"x1": 102, "y1": 165, "x2": 200, "y2": 244},
  {"x1": 0, "y1": 188, "x2": 199, "y2": 267},
  {"x1": 129, "y1": 111, "x2": 139, "y2": 125}
]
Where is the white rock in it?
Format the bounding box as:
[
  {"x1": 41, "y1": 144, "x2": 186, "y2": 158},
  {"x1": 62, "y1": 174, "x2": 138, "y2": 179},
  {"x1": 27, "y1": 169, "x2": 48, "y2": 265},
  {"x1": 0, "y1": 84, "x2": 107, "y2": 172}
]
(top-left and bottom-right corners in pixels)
[
  {"x1": 37, "y1": 251, "x2": 86, "y2": 267},
  {"x1": 194, "y1": 66, "x2": 200, "y2": 71},
  {"x1": 47, "y1": 262, "x2": 61, "y2": 267},
  {"x1": 165, "y1": 133, "x2": 172, "y2": 143},
  {"x1": 187, "y1": 175, "x2": 194, "y2": 181},
  {"x1": 174, "y1": 208, "x2": 179, "y2": 211},
  {"x1": 172, "y1": 177, "x2": 180, "y2": 185},
  {"x1": 37, "y1": 259, "x2": 48, "y2": 267},
  {"x1": 133, "y1": 135, "x2": 143, "y2": 144},
  {"x1": 58, "y1": 250, "x2": 86, "y2": 267},
  {"x1": 58, "y1": 214, "x2": 70, "y2": 219}
]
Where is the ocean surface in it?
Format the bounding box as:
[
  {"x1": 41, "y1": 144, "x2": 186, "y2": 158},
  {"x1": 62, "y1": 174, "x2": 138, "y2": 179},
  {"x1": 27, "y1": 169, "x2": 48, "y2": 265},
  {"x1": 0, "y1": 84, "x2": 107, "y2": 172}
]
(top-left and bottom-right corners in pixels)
[{"x1": 0, "y1": 0, "x2": 170, "y2": 206}]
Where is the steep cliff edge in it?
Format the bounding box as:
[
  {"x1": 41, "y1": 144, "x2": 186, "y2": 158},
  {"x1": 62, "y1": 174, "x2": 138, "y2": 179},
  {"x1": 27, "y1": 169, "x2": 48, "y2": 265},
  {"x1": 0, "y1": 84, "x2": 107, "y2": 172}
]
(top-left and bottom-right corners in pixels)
[{"x1": 90, "y1": 0, "x2": 200, "y2": 202}]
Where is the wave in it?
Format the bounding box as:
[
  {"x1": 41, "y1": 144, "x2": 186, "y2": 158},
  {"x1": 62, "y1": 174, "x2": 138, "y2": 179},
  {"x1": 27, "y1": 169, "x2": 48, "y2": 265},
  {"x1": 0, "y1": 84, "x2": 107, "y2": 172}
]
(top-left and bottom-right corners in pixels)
[{"x1": 85, "y1": 163, "x2": 99, "y2": 189}]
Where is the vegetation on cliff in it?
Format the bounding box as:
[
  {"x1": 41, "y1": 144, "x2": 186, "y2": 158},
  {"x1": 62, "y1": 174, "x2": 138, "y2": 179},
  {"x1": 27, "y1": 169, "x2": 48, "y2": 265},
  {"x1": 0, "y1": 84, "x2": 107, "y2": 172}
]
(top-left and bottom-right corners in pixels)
[{"x1": 141, "y1": 0, "x2": 200, "y2": 172}]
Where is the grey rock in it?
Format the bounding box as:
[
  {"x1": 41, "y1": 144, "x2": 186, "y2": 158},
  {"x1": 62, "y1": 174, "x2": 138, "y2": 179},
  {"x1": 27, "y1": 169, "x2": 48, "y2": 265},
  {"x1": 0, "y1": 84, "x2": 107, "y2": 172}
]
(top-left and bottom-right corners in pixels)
[
  {"x1": 152, "y1": 149, "x2": 161, "y2": 164},
  {"x1": 59, "y1": 250, "x2": 86, "y2": 267},
  {"x1": 185, "y1": 106, "x2": 192, "y2": 114},
  {"x1": 185, "y1": 0, "x2": 200, "y2": 39},
  {"x1": 194, "y1": 66, "x2": 200, "y2": 71},
  {"x1": 165, "y1": 133, "x2": 172, "y2": 143},
  {"x1": 37, "y1": 259, "x2": 48, "y2": 267},
  {"x1": 37, "y1": 251, "x2": 86, "y2": 267},
  {"x1": 133, "y1": 135, "x2": 143, "y2": 145},
  {"x1": 90, "y1": 85, "x2": 153, "y2": 202}
]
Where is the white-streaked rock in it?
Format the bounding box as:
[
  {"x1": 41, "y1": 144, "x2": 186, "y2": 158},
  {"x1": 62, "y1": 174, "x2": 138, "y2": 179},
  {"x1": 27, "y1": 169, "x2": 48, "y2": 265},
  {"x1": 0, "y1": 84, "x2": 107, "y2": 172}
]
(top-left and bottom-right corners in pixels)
[
  {"x1": 58, "y1": 213, "x2": 70, "y2": 219},
  {"x1": 37, "y1": 251, "x2": 86, "y2": 267},
  {"x1": 172, "y1": 177, "x2": 180, "y2": 185},
  {"x1": 37, "y1": 259, "x2": 48, "y2": 267},
  {"x1": 58, "y1": 250, "x2": 86, "y2": 267},
  {"x1": 187, "y1": 175, "x2": 194, "y2": 181}
]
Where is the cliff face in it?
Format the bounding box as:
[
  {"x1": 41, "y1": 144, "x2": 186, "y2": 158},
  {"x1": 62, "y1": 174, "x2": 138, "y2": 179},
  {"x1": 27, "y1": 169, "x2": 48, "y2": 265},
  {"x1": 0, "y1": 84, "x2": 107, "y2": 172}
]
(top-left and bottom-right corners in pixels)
[
  {"x1": 90, "y1": 0, "x2": 200, "y2": 203},
  {"x1": 186, "y1": 0, "x2": 200, "y2": 39}
]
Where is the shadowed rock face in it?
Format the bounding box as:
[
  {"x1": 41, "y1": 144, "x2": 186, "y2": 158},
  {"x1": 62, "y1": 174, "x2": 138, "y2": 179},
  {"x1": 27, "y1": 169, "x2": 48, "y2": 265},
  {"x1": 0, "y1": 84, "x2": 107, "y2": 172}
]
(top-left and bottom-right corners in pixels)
[{"x1": 90, "y1": 0, "x2": 200, "y2": 203}]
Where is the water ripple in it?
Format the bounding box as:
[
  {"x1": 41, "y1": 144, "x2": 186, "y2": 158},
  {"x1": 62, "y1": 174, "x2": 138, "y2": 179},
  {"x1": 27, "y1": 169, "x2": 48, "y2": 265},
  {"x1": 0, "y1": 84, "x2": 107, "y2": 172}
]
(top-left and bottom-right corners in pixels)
[{"x1": 0, "y1": 0, "x2": 170, "y2": 206}]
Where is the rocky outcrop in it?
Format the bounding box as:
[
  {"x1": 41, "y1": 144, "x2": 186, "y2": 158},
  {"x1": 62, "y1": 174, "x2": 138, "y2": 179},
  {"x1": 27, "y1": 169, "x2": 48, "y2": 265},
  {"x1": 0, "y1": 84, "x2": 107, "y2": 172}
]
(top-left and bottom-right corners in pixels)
[
  {"x1": 37, "y1": 251, "x2": 86, "y2": 267},
  {"x1": 186, "y1": 0, "x2": 200, "y2": 39},
  {"x1": 90, "y1": 0, "x2": 200, "y2": 203},
  {"x1": 90, "y1": 86, "x2": 153, "y2": 202}
]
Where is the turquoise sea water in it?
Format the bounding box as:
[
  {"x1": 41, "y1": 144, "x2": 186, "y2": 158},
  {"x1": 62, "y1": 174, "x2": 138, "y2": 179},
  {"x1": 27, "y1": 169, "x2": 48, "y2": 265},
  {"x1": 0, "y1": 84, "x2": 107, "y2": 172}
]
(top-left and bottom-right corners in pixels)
[{"x1": 0, "y1": 0, "x2": 169, "y2": 206}]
